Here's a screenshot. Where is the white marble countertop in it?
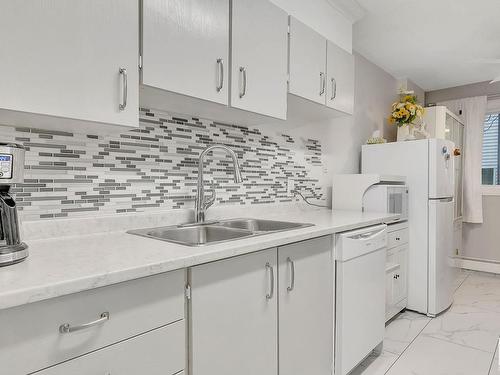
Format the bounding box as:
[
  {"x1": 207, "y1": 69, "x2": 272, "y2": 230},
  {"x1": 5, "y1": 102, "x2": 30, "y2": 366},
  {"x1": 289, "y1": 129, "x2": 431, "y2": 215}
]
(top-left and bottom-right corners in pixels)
[{"x1": 0, "y1": 204, "x2": 397, "y2": 311}]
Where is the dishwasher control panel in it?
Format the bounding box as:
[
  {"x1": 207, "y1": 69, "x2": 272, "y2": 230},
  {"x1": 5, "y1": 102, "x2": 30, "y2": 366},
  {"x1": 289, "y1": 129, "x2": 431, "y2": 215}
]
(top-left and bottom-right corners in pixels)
[{"x1": 335, "y1": 224, "x2": 387, "y2": 261}]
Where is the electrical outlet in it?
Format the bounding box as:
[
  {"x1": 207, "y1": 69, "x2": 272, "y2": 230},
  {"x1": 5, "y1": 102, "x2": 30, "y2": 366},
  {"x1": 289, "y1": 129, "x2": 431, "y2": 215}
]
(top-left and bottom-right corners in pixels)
[{"x1": 287, "y1": 179, "x2": 296, "y2": 196}]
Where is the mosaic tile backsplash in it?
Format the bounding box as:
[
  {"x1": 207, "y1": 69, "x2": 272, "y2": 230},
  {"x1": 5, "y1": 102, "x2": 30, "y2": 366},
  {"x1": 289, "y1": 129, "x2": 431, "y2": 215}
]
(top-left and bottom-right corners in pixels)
[{"x1": 0, "y1": 108, "x2": 327, "y2": 221}]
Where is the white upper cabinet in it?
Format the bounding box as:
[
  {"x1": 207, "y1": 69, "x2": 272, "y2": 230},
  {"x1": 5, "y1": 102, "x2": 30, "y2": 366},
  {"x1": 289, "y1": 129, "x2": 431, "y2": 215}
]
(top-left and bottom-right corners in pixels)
[
  {"x1": 0, "y1": 0, "x2": 139, "y2": 132},
  {"x1": 326, "y1": 41, "x2": 354, "y2": 115},
  {"x1": 288, "y1": 17, "x2": 327, "y2": 105},
  {"x1": 230, "y1": 0, "x2": 288, "y2": 119},
  {"x1": 142, "y1": 0, "x2": 229, "y2": 105},
  {"x1": 288, "y1": 16, "x2": 354, "y2": 117}
]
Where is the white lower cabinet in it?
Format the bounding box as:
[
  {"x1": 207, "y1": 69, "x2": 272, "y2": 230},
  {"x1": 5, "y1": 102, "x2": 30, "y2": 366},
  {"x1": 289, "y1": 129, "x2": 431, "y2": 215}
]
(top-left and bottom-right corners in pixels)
[
  {"x1": 190, "y1": 248, "x2": 278, "y2": 375},
  {"x1": 34, "y1": 322, "x2": 185, "y2": 375},
  {"x1": 385, "y1": 223, "x2": 409, "y2": 322},
  {"x1": 189, "y1": 236, "x2": 333, "y2": 375},
  {"x1": 4, "y1": 236, "x2": 335, "y2": 375},
  {"x1": 278, "y1": 236, "x2": 334, "y2": 375},
  {"x1": 0, "y1": 270, "x2": 186, "y2": 375}
]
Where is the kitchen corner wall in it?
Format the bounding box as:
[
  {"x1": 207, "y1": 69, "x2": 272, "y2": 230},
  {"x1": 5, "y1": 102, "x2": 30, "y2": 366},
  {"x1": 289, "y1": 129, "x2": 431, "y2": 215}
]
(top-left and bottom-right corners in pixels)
[{"x1": 1, "y1": 110, "x2": 326, "y2": 221}]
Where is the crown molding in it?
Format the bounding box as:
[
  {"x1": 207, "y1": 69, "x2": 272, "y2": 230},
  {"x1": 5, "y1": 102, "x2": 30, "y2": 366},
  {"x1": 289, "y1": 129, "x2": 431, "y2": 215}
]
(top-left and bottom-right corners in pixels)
[{"x1": 326, "y1": 0, "x2": 365, "y2": 23}]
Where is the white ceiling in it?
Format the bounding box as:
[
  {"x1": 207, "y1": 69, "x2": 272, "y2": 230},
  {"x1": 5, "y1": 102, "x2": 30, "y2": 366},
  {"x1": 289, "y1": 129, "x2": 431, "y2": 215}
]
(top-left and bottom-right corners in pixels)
[{"x1": 353, "y1": 0, "x2": 500, "y2": 91}]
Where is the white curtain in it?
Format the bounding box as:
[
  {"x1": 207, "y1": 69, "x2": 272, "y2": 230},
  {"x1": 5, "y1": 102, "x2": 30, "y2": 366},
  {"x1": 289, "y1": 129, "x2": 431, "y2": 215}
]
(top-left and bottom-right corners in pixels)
[{"x1": 438, "y1": 96, "x2": 487, "y2": 223}]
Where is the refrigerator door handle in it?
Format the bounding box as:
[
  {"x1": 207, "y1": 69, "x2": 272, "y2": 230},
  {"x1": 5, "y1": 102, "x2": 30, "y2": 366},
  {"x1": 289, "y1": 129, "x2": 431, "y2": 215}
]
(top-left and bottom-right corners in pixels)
[{"x1": 431, "y1": 197, "x2": 453, "y2": 202}]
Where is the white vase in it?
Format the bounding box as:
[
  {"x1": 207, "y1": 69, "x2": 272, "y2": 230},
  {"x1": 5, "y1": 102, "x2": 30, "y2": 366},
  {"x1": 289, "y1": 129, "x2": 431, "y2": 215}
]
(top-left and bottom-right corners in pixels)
[{"x1": 396, "y1": 124, "x2": 416, "y2": 141}]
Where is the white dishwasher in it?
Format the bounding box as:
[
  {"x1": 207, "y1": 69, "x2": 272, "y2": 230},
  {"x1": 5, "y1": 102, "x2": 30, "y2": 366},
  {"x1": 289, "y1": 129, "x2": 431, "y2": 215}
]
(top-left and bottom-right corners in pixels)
[{"x1": 335, "y1": 224, "x2": 387, "y2": 375}]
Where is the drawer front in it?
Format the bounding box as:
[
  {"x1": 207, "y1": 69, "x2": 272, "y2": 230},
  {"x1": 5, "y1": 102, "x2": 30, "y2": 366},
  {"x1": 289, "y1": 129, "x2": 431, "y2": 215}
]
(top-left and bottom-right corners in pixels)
[
  {"x1": 0, "y1": 270, "x2": 185, "y2": 375},
  {"x1": 388, "y1": 228, "x2": 409, "y2": 248},
  {"x1": 35, "y1": 321, "x2": 185, "y2": 375}
]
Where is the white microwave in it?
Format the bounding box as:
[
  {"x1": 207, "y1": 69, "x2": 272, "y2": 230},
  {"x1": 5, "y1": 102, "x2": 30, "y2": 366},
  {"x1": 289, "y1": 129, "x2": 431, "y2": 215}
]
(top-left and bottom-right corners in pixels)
[{"x1": 362, "y1": 184, "x2": 408, "y2": 222}]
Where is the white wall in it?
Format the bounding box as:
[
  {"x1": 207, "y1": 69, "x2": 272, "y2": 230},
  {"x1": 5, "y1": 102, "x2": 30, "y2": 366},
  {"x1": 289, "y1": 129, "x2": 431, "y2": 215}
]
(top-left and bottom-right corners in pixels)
[
  {"x1": 426, "y1": 81, "x2": 500, "y2": 105},
  {"x1": 463, "y1": 196, "x2": 500, "y2": 261},
  {"x1": 269, "y1": 0, "x2": 353, "y2": 52},
  {"x1": 398, "y1": 78, "x2": 426, "y2": 104}
]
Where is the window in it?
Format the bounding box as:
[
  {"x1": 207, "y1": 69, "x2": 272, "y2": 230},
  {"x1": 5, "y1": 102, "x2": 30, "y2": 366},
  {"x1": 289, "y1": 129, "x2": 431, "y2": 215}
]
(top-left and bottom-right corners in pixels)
[{"x1": 482, "y1": 112, "x2": 500, "y2": 185}]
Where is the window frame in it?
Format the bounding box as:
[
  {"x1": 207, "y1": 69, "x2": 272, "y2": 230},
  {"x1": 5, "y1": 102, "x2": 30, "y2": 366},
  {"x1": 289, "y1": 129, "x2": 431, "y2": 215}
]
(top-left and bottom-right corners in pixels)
[{"x1": 482, "y1": 102, "x2": 500, "y2": 195}]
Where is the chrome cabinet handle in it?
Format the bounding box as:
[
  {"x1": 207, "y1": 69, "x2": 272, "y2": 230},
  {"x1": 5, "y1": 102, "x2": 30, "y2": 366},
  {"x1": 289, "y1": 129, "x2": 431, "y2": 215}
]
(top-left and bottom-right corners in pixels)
[
  {"x1": 216, "y1": 58, "x2": 224, "y2": 92},
  {"x1": 331, "y1": 77, "x2": 337, "y2": 100},
  {"x1": 119, "y1": 68, "x2": 128, "y2": 110},
  {"x1": 319, "y1": 72, "x2": 326, "y2": 95},
  {"x1": 59, "y1": 312, "x2": 110, "y2": 334},
  {"x1": 265, "y1": 262, "x2": 274, "y2": 299},
  {"x1": 287, "y1": 257, "x2": 295, "y2": 292},
  {"x1": 239, "y1": 66, "x2": 247, "y2": 98}
]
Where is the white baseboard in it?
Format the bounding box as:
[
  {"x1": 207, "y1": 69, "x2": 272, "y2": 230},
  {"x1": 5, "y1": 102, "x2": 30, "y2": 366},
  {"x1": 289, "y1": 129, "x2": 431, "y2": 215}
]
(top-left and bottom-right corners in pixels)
[{"x1": 453, "y1": 257, "x2": 500, "y2": 275}]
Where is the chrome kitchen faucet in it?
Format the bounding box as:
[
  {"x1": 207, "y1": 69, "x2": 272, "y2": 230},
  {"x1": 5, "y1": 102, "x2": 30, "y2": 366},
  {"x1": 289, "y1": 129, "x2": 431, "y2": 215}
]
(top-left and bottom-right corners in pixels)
[{"x1": 195, "y1": 145, "x2": 243, "y2": 223}]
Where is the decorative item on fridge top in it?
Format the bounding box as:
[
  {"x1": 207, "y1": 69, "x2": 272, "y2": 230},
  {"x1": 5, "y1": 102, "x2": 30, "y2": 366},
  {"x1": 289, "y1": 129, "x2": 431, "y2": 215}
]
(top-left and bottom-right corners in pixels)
[
  {"x1": 366, "y1": 130, "x2": 387, "y2": 144},
  {"x1": 389, "y1": 90, "x2": 427, "y2": 141}
]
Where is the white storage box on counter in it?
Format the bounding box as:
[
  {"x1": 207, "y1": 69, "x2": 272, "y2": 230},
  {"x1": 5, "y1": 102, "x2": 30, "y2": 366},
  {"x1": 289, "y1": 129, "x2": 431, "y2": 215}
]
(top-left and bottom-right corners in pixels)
[{"x1": 335, "y1": 224, "x2": 387, "y2": 375}]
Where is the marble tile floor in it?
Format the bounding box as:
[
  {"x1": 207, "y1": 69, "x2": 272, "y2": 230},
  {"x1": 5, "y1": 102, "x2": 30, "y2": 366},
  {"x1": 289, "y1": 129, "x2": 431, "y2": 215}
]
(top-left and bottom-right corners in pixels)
[{"x1": 351, "y1": 269, "x2": 500, "y2": 375}]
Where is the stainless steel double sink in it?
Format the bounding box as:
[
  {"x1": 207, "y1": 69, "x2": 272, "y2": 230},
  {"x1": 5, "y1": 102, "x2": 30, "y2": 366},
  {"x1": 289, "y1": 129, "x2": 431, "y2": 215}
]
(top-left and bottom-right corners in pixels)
[{"x1": 127, "y1": 218, "x2": 313, "y2": 246}]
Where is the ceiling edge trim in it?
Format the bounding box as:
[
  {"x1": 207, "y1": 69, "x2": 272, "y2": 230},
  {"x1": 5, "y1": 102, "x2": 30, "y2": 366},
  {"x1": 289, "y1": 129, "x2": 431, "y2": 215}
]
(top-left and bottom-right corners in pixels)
[{"x1": 326, "y1": 0, "x2": 365, "y2": 23}]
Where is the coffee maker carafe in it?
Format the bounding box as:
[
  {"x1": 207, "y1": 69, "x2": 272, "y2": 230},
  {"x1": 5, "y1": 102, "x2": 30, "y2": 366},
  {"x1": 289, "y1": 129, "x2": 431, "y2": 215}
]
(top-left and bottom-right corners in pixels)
[{"x1": 0, "y1": 143, "x2": 28, "y2": 266}]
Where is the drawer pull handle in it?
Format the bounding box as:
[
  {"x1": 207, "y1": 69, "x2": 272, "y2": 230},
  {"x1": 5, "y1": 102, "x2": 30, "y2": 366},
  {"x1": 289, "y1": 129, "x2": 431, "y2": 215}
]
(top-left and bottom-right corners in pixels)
[
  {"x1": 287, "y1": 257, "x2": 295, "y2": 292},
  {"x1": 239, "y1": 66, "x2": 247, "y2": 98},
  {"x1": 319, "y1": 72, "x2": 326, "y2": 95},
  {"x1": 216, "y1": 58, "x2": 224, "y2": 92},
  {"x1": 331, "y1": 77, "x2": 337, "y2": 100},
  {"x1": 265, "y1": 263, "x2": 274, "y2": 300},
  {"x1": 59, "y1": 312, "x2": 110, "y2": 334},
  {"x1": 119, "y1": 68, "x2": 127, "y2": 110},
  {"x1": 396, "y1": 237, "x2": 401, "y2": 241}
]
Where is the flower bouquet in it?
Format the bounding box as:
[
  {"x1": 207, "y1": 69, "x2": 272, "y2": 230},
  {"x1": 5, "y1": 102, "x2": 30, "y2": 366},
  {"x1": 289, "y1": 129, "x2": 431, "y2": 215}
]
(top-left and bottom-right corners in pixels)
[{"x1": 389, "y1": 93, "x2": 425, "y2": 140}]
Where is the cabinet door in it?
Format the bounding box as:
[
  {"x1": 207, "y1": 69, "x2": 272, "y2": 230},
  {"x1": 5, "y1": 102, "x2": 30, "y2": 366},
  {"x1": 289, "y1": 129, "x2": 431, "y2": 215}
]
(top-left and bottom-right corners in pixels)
[
  {"x1": 288, "y1": 17, "x2": 327, "y2": 105},
  {"x1": 396, "y1": 244, "x2": 408, "y2": 302},
  {"x1": 278, "y1": 236, "x2": 334, "y2": 375},
  {"x1": 231, "y1": 0, "x2": 288, "y2": 119},
  {"x1": 142, "y1": 0, "x2": 229, "y2": 105},
  {"x1": 0, "y1": 0, "x2": 139, "y2": 128},
  {"x1": 326, "y1": 41, "x2": 354, "y2": 114},
  {"x1": 35, "y1": 323, "x2": 185, "y2": 375},
  {"x1": 190, "y1": 249, "x2": 278, "y2": 375},
  {"x1": 385, "y1": 270, "x2": 395, "y2": 320}
]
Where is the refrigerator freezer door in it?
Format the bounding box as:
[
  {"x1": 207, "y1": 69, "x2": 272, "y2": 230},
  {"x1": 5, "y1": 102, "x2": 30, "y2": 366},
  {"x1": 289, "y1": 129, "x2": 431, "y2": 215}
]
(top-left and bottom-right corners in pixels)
[
  {"x1": 428, "y1": 198, "x2": 454, "y2": 316},
  {"x1": 429, "y1": 139, "x2": 455, "y2": 199}
]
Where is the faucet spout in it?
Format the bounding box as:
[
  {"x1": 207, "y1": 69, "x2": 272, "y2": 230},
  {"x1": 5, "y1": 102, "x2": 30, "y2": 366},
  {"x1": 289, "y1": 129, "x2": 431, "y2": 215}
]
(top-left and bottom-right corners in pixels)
[{"x1": 195, "y1": 145, "x2": 243, "y2": 223}]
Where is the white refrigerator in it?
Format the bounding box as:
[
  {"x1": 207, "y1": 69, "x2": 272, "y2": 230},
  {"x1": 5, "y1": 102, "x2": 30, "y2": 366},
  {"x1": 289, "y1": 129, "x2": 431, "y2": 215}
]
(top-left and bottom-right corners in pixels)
[{"x1": 362, "y1": 139, "x2": 454, "y2": 316}]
